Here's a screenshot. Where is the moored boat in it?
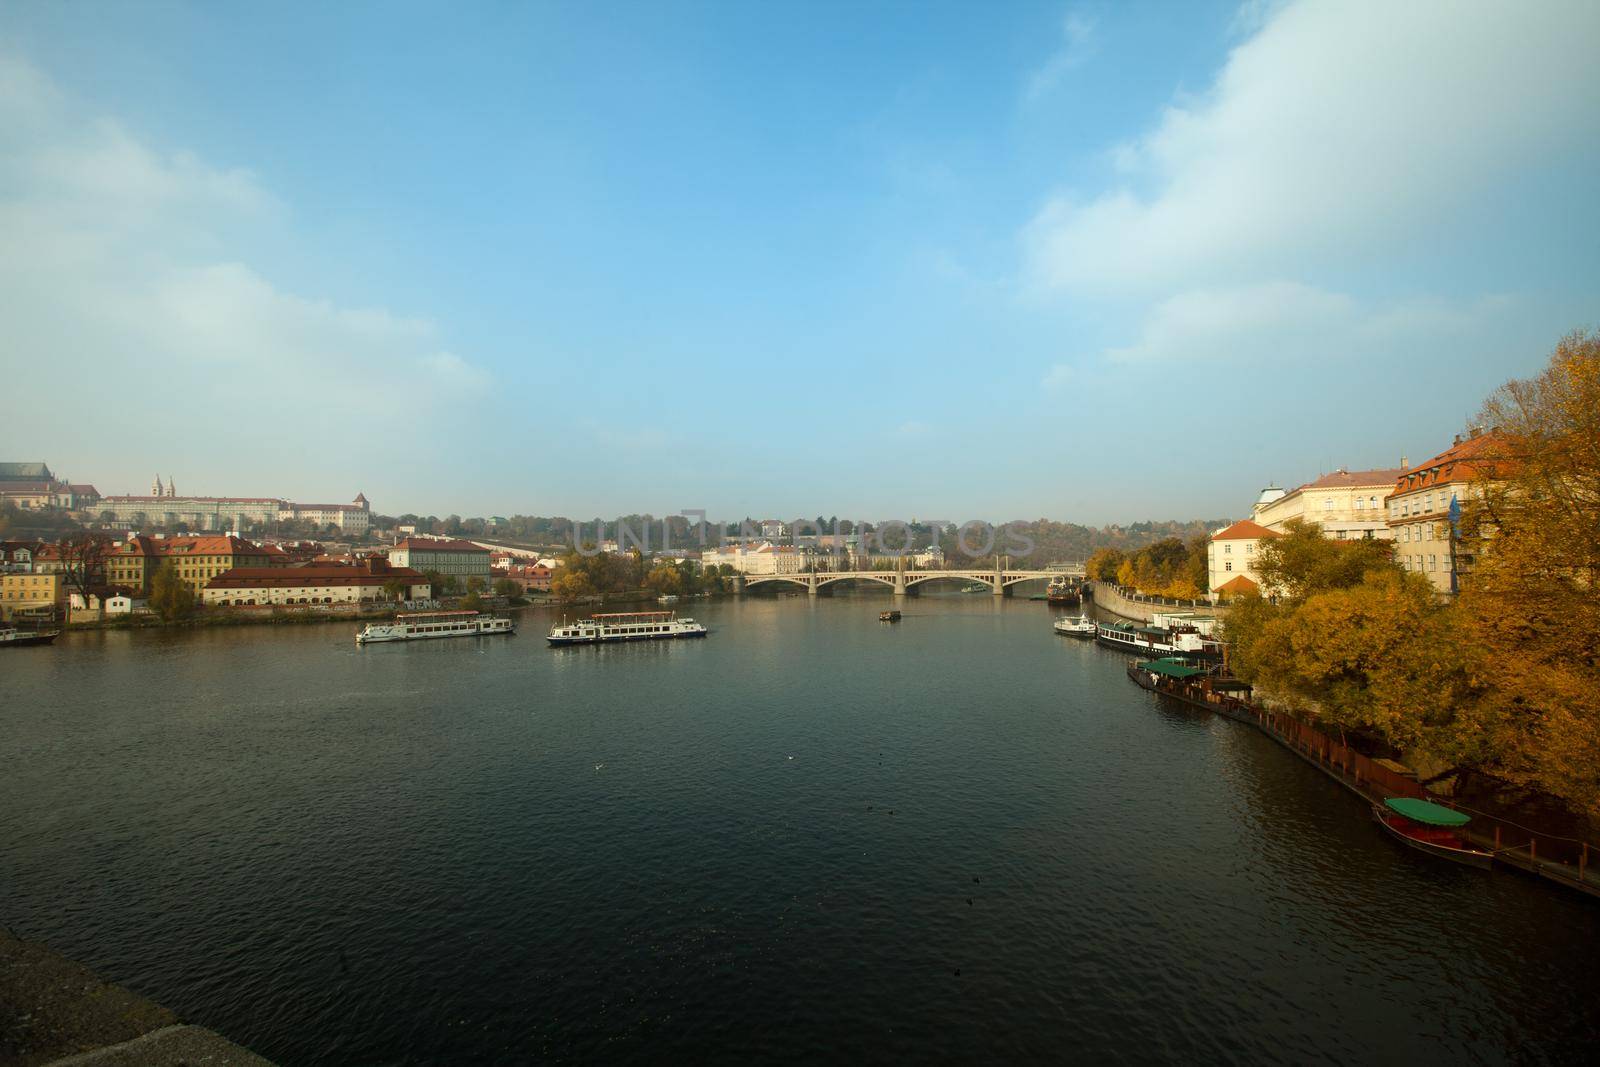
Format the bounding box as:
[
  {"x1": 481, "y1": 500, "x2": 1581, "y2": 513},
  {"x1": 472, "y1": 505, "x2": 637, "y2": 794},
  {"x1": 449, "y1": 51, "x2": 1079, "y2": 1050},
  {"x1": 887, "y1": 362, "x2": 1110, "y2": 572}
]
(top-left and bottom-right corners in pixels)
[
  {"x1": 357, "y1": 610, "x2": 515, "y2": 645},
  {"x1": 0, "y1": 626, "x2": 60, "y2": 648},
  {"x1": 879, "y1": 609, "x2": 902, "y2": 622},
  {"x1": 1046, "y1": 576, "x2": 1081, "y2": 606},
  {"x1": 657, "y1": 594, "x2": 679, "y2": 605},
  {"x1": 1096, "y1": 619, "x2": 1221, "y2": 660},
  {"x1": 548, "y1": 610, "x2": 707, "y2": 646},
  {"x1": 1053, "y1": 614, "x2": 1096, "y2": 638},
  {"x1": 1372, "y1": 797, "x2": 1493, "y2": 869}
]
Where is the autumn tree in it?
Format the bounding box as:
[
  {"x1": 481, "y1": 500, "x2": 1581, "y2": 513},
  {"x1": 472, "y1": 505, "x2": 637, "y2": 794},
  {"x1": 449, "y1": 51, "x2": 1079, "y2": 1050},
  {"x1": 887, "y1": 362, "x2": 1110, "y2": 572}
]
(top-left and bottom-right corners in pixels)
[
  {"x1": 1252, "y1": 519, "x2": 1396, "y2": 602},
  {"x1": 149, "y1": 560, "x2": 195, "y2": 621},
  {"x1": 1457, "y1": 329, "x2": 1600, "y2": 815},
  {"x1": 1085, "y1": 547, "x2": 1125, "y2": 582}
]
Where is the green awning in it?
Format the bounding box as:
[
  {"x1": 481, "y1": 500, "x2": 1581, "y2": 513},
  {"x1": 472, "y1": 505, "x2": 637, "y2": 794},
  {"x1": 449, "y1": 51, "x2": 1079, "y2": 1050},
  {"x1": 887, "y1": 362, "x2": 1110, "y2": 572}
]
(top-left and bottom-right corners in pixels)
[
  {"x1": 1383, "y1": 797, "x2": 1470, "y2": 826},
  {"x1": 1137, "y1": 658, "x2": 1206, "y2": 679}
]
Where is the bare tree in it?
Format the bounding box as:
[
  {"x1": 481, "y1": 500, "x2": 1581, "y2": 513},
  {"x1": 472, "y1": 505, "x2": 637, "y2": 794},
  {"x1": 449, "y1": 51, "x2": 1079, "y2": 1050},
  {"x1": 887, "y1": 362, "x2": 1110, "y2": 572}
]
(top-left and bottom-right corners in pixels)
[{"x1": 58, "y1": 531, "x2": 113, "y2": 608}]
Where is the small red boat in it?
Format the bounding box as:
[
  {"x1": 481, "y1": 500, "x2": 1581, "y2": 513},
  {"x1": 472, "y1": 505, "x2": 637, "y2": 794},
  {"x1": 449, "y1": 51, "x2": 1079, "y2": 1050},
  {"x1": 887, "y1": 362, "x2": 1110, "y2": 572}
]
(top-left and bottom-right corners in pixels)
[{"x1": 1372, "y1": 797, "x2": 1493, "y2": 869}]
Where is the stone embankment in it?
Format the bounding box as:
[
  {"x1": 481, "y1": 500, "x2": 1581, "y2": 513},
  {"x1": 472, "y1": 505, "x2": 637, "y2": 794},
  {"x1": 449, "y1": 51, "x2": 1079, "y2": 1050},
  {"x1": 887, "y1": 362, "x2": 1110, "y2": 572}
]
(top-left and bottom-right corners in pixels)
[
  {"x1": 1089, "y1": 581, "x2": 1223, "y2": 623},
  {"x1": 0, "y1": 927, "x2": 273, "y2": 1066}
]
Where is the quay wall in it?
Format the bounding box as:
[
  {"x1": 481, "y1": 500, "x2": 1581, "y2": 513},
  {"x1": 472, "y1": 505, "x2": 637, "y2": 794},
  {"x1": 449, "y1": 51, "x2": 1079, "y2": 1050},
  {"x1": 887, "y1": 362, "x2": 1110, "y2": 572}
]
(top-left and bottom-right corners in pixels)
[
  {"x1": 0, "y1": 926, "x2": 274, "y2": 1065},
  {"x1": 1089, "y1": 581, "x2": 1223, "y2": 623}
]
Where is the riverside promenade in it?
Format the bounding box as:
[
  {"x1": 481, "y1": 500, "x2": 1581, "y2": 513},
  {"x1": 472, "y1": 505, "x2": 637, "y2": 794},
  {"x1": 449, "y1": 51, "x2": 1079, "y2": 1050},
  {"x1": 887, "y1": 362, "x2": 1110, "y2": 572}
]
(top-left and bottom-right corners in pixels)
[
  {"x1": 0, "y1": 928, "x2": 272, "y2": 1066},
  {"x1": 1089, "y1": 580, "x2": 1222, "y2": 623}
]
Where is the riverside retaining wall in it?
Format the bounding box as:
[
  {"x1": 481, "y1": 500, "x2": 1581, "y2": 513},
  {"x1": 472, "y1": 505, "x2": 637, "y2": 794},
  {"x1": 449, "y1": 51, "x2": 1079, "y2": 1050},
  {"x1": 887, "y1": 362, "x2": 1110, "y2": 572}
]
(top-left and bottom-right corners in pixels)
[{"x1": 1088, "y1": 581, "x2": 1223, "y2": 623}]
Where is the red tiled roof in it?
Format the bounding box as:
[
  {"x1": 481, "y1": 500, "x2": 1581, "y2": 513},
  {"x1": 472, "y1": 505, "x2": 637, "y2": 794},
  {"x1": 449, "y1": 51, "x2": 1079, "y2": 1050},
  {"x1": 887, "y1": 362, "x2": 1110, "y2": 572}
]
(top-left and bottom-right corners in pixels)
[
  {"x1": 0, "y1": 481, "x2": 55, "y2": 493},
  {"x1": 1214, "y1": 574, "x2": 1260, "y2": 594},
  {"x1": 392, "y1": 538, "x2": 488, "y2": 553},
  {"x1": 1391, "y1": 431, "x2": 1513, "y2": 496},
  {"x1": 1211, "y1": 520, "x2": 1281, "y2": 541},
  {"x1": 1278, "y1": 468, "x2": 1408, "y2": 499}
]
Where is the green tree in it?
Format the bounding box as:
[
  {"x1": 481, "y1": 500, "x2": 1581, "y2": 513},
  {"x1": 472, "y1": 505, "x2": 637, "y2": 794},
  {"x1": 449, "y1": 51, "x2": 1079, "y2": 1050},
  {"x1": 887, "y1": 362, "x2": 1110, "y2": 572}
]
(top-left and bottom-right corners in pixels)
[
  {"x1": 149, "y1": 559, "x2": 196, "y2": 621},
  {"x1": 493, "y1": 577, "x2": 520, "y2": 598},
  {"x1": 1253, "y1": 519, "x2": 1396, "y2": 602},
  {"x1": 382, "y1": 577, "x2": 409, "y2": 602}
]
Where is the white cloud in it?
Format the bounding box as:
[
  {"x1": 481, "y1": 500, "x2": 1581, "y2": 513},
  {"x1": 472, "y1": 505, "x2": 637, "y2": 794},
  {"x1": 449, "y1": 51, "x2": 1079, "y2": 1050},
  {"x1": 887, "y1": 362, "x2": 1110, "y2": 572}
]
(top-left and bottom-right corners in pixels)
[
  {"x1": 1023, "y1": 0, "x2": 1600, "y2": 296},
  {"x1": 1090, "y1": 282, "x2": 1518, "y2": 364},
  {"x1": 1025, "y1": 9, "x2": 1096, "y2": 102},
  {"x1": 0, "y1": 53, "x2": 486, "y2": 496}
]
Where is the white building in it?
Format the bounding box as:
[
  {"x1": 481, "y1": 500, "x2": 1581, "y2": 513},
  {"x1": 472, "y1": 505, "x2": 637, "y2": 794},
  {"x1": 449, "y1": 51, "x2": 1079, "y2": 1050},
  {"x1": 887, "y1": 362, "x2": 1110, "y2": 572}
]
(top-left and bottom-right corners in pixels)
[
  {"x1": 702, "y1": 542, "x2": 810, "y2": 575},
  {"x1": 1207, "y1": 519, "x2": 1282, "y2": 599},
  {"x1": 204, "y1": 561, "x2": 431, "y2": 606}
]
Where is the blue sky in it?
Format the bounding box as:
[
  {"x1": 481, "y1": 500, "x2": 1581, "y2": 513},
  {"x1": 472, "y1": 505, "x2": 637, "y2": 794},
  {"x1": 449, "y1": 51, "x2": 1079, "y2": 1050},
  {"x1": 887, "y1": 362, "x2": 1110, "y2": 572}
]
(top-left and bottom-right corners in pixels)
[{"x1": 2, "y1": 1, "x2": 1596, "y2": 522}]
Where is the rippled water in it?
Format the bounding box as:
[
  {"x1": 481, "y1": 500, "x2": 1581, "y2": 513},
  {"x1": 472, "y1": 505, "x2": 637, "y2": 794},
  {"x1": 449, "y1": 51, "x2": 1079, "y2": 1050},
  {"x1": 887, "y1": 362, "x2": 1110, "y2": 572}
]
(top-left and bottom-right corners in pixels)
[{"x1": 3, "y1": 595, "x2": 1596, "y2": 1064}]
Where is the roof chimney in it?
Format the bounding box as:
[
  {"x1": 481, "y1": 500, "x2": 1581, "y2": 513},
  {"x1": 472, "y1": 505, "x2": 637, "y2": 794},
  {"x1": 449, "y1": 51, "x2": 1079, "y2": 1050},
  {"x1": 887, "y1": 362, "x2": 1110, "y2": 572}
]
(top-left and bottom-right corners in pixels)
[{"x1": 1452, "y1": 433, "x2": 1462, "y2": 446}]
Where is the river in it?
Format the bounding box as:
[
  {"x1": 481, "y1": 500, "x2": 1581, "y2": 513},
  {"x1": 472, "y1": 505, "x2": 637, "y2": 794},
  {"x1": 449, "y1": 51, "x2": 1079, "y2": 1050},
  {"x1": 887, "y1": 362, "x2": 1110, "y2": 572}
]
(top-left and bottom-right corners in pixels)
[{"x1": 3, "y1": 594, "x2": 1596, "y2": 1064}]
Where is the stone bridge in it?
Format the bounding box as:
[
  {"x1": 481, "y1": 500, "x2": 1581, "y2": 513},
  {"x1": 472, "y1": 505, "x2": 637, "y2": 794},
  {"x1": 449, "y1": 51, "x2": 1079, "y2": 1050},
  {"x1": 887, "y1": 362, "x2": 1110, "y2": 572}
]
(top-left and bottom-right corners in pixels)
[{"x1": 737, "y1": 563, "x2": 1084, "y2": 598}]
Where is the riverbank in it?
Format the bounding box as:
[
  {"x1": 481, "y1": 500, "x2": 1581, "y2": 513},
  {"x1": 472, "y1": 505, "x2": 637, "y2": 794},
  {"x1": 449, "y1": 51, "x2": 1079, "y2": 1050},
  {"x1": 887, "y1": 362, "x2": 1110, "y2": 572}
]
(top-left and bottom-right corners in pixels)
[
  {"x1": 1122, "y1": 660, "x2": 1600, "y2": 901},
  {"x1": 0, "y1": 927, "x2": 273, "y2": 1066}
]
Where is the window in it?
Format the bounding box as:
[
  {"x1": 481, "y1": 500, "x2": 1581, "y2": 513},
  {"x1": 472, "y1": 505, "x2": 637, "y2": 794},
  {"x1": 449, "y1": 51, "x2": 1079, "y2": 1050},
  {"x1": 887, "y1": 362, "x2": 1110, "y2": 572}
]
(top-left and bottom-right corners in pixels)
[
  {"x1": 1225, "y1": 562, "x2": 1233, "y2": 572},
  {"x1": 1323, "y1": 498, "x2": 1334, "y2": 511},
  {"x1": 1224, "y1": 544, "x2": 1232, "y2": 554}
]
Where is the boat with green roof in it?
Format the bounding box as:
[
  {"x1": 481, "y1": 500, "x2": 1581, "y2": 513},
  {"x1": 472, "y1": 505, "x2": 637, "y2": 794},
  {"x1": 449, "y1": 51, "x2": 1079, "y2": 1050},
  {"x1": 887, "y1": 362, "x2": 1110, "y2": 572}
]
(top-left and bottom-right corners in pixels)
[{"x1": 1372, "y1": 797, "x2": 1494, "y2": 869}]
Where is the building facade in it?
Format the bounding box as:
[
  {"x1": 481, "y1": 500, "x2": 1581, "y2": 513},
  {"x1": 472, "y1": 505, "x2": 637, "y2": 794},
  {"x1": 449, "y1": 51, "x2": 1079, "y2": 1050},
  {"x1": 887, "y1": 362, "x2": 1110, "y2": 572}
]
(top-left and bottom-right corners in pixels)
[
  {"x1": 387, "y1": 538, "x2": 493, "y2": 581},
  {"x1": 104, "y1": 534, "x2": 285, "y2": 596},
  {"x1": 1, "y1": 572, "x2": 65, "y2": 621},
  {"x1": 1253, "y1": 467, "x2": 1406, "y2": 540},
  {"x1": 1207, "y1": 519, "x2": 1282, "y2": 598},
  {"x1": 1386, "y1": 430, "x2": 1507, "y2": 595},
  {"x1": 701, "y1": 542, "x2": 810, "y2": 575},
  {"x1": 204, "y1": 559, "x2": 430, "y2": 607},
  {"x1": 99, "y1": 485, "x2": 371, "y2": 534}
]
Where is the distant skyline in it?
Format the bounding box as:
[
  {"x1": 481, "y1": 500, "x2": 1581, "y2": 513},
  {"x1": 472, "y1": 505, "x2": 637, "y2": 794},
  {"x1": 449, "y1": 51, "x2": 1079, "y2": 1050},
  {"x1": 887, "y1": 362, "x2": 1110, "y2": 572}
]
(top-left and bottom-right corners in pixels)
[{"x1": 2, "y1": 1, "x2": 1596, "y2": 523}]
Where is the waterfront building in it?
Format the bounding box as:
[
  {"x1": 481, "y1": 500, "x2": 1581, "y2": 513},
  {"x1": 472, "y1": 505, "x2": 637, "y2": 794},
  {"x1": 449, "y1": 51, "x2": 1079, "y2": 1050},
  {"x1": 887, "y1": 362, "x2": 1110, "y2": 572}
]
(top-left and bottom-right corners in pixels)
[
  {"x1": 701, "y1": 542, "x2": 811, "y2": 575},
  {"x1": 1, "y1": 571, "x2": 65, "y2": 622},
  {"x1": 387, "y1": 537, "x2": 493, "y2": 581},
  {"x1": 1207, "y1": 519, "x2": 1282, "y2": 598},
  {"x1": 502, "y1": 562, "x2": 553, "y2": 593},
  {"x1": 1386, "y1": 429, "x2": 1509, "y2": 595},
  {"x1": 1252, "y1": 467, "x2": 1407, "y2": 540},
  {"x1": 204, "y1": 558, "x2": 430, "y2": 607},
  {"x1": 103, "y1": 534, "x2": 285, "y2": 596}
]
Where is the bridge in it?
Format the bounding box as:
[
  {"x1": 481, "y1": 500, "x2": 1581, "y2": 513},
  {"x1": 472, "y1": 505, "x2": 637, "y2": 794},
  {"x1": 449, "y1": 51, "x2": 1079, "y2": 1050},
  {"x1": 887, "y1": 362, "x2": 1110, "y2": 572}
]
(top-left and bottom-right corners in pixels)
[{"x1": 736, "y1": 562, "x2": 1084, "y2": 598}]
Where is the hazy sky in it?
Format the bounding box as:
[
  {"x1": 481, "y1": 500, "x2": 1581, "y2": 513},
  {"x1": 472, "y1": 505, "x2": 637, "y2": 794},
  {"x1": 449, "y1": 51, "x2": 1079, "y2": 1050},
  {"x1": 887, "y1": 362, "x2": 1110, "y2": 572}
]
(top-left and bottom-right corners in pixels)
[{"x1": 2, "y1": 1, "x2": 1596, "y2": 522}]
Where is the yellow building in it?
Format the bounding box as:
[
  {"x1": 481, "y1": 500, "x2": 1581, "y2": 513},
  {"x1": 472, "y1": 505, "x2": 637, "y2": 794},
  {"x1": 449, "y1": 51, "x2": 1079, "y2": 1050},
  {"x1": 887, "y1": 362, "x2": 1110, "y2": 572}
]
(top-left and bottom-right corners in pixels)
[
  {"x1": 1252, "y1": 467, "x2": 1406, "y2": 540},
  {"x1": 1, "y1": 572, "x2": 65, "y2": 622},
  {"x1": 1386, "y1": 430, "x2": 1508, "y2": 595},
  {"x1": 105, "y1": 534, "x2": 285, "y2": 596}
]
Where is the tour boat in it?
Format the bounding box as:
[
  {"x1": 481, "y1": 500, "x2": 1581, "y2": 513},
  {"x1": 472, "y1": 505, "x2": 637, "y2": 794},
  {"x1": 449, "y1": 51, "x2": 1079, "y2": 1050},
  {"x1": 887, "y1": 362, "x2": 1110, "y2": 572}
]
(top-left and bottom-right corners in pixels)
[
  {"x1": 657, "y1": 594, "x2": 679, "y2": 605},
  {"x1": 879, "y1": 609, "x2": 902, "y2": 622},
  {"x1": 0, "y1": 626, "x2": 59, "y2": 648},
  {"x1": 547, "y1": 610, "x2": 707, "y2": 646},
  {"x1": 1053, "y1": 614, "x2": 1096, "y2": 638},
  {"x1": 1096, "y1": 619, "x2": 1221, "y2": 660},
  {"x1": 1372, "y1": 797, "x2": 1494, "y2": 869},
  {"x1": 1046, "y1": 576, "x2": 1081, "y2": 606},
  {"x1": 356, "y1": 610, "x2": 515, "y2": 645}
]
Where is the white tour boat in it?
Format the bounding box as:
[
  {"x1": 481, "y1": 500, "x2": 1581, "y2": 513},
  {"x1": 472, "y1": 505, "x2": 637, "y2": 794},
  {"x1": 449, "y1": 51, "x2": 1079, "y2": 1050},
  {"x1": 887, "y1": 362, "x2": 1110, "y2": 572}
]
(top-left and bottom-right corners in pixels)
[
  {"x1": 548, "y1": 610, "x2": 707, "y2": 646},
  {"x1": 1095, "y1": 619, "x2": 1219, "y2": 660},
  {"x1": 1053, "y1": 614, "x2": 1097, "y2": 638},
  {"x1": 356, "y1": 610, "x2": 515, "y2": 645}
]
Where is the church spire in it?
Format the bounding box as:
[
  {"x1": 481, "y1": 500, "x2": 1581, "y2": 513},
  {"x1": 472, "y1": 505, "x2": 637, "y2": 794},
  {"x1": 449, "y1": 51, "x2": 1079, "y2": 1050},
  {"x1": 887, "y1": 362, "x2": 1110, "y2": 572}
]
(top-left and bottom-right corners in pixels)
[{"x1": 152, "y1": 474, "x2": 162, "y2": 498}]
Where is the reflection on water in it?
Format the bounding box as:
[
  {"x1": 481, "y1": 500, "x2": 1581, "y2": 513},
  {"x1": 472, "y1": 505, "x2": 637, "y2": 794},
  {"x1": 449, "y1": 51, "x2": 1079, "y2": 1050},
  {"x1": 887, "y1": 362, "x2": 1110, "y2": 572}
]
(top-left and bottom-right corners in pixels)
[{"x1": 3, "y1": 597, "x2": 1597, "y2": 1064}]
